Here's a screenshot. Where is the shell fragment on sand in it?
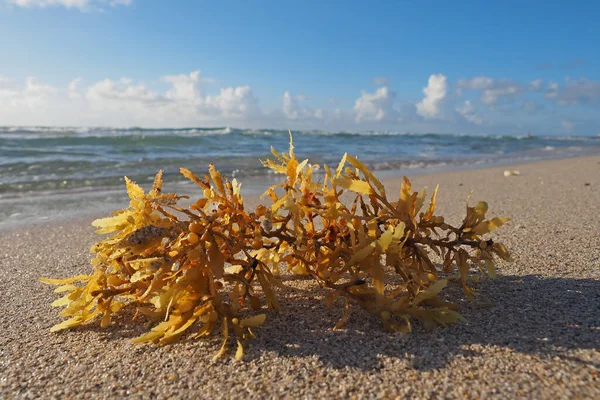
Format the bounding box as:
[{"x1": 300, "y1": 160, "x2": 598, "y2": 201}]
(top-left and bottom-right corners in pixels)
[{"x1": 504, "y1": 170, "x2": 521, "y2": 177}]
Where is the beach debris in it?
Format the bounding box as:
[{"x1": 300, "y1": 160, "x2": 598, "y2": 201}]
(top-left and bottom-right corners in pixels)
[
  {"x1": 41, "y1": 133, "x2": 512, "y2": 359},
  {"x1": 504, "y1": 170, "x2": 520, "y2": 177}
]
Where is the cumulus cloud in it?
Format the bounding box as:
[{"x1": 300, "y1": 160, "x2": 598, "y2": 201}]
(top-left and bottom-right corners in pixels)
[
  {"x1": 81, "y1": 70, "x2": 263, "y2": 122},
  {"x1": 7, "y1": 0, "x2": 132, "y2": 10},
  {"x1": 416, "y1": 74, "x2": 447, "y2": 119},
  {"x1": 206, "y1": 86, "x2": 260, "y2": 119},
  {"x1": 457, "y1": 76, "x2": 494, "y2": 90},
  {"x1": 0, "y1": 71, "x2": 265, "y2": 126},
  {"x1": 457, "y1": 75, "x2": 599, "y2": 112},
  {"x1": 283, "y1": 91, "x2": 300, "y2": 119},
  {"x1": 26, "y1": 76, "x2": 55, "y2": 96},
  {"x1": 480, "y1": 85, "x2": 519, "y2": 105},
  {"x1": 87, "y1": 78, "x2": 162, "y2": 104},
  {"x1": 0, "y1": 77, "x2": 61, "y2": 125},
  {"x1": 0, "y1": 77, "x2": 55, "y2": 109},
  {"x1": 0, "y1": 83, "x2": 19, "y2": 101},
  {"x1": 353, "y1": 87, "x2": 396, "y2": 122},
  {"x1": 282, "y1": 91, "x2": 324, "y2": 120},
  {"x1": 1, "y1": 70, "x2": 597, "y2": 133},
  {"x1": 84, "y1": 78, "x2": 169, "y2": 124},
  {"x1": 458, "y1": 76, "x2": 521, "y2": 105},
  {"x1": 529, "y1": 79, "x2": 543, "y2": 90},
  {"x1": 456, "y1": 100, "x2": 482, "y2": 125},
  {"x1": 545, "y1": 78, "x2": 600, "y2": 106},
  {"x1": 163, "y1": 70, "x2": 202, "y2": 103},
  {"x1": 68, "y1": 78, "x2": 82, "y2": 99}
]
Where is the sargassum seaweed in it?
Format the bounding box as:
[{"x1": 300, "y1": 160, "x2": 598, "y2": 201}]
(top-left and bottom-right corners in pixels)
[{"x1": 42, "y1": 133, "x2": 511, "y2": 359}]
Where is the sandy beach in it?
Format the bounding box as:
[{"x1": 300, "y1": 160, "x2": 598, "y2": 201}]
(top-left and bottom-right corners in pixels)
[{"x1": 1, "y1": 155, "x2": 599, "y2": 399}]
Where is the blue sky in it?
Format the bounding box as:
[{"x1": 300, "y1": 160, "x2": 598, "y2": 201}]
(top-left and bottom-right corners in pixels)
[{"x1": 0, "y1": 0, "x2": 599, "y2": 135}]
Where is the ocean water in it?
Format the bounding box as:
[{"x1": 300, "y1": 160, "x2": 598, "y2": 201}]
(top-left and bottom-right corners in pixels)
[{"x1": 1, "y1": 126, "x2": 599, "y2": 227}]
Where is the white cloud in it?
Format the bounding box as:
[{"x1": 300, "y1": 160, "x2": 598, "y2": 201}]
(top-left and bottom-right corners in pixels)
[
  {"x1": 1, "y1": 71, "x2": 596, "y2": 134},
  {"x1": 7, "y1": 0, "x2": 132, "y2": 10},
  {"x1": 546, "y1": 78, "x2": 600, "y2": 106},
  {"x1": 0, "y1": 77, "x2": 57, "y2": 122},
  {"x1": 81, "y1": 70, "x2": 261, "y2": 121},
  {"x1": 84, "y1": 78, "x2": 167, "y2": 123},
  {"x1": 283, "y1": 91, "x2": 300, "y2": 119},
  {"x1": 0, "y1": 77, "x2": 55, "y2": 108},
  {"x1": 456, "y1": 100, "x2": 482, "y2": 125},
  {"x1": 457, "y1": 76, "x2": 494, "y2": 90},
  {"x1": 205, "y1": 86, "x2": 260, "y2": 119},
  {"x1": 416, "y1": 73, "x2": 447, "y2": 119},
  {"x1": 87, "y1": 78, "x2": 162, "y2": 104},
  {"x1": 333, "y1": 108, "x2": 344, "y2": 120},
  {"x1": 0, "y1": 71, "x2": 264, "y2": 126},
  {"x1": 480, "y1": 85, "x2": 519, "y2": 105},
  {"x1": 458, "y1": 76, "x2": 521, "y2": 105},
  {"x1": 68, "y1": 78, "x2": 82, "y2": 99},
  {"x1": 458, "y1": 75, "x2": 599, "y2": 112},
  {"x1": 353, "y1": 87, "x2": 396, "y2": 122},
  {"x1": 529, "y1": 79, "x2": 543, "y2": 90},
  {"x1": 163, "y1": 70, "x2": 202, "y2": 103},
  {"x1": 9, "y1": 0, "x2": 88, "y2": 7},
  {"x1": 0, "y1": 85, "x2": 20, "y2": 105},
  {"x1": 282, "y1": 91, "x2": 322, "y2": 120},
  {"x1": 545, "y1": 81, "x2": 559, "y2": 99},
  {"x1": 456, "y1": 100, "x2": 474, "y2": 115},
  {"x1": 25, "y1": 76, "x2": 55, "y2": 94}
]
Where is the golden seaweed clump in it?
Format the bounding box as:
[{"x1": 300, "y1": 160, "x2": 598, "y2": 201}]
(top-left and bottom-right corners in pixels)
[{"x1": 41, "y1": 133, "x2": 512, "y2": 359}]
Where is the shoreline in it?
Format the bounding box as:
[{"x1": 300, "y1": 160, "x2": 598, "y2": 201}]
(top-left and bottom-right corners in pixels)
[
  {"x1": 1, "y1": 155, "x2": 599, "y2": 398},
  {"x1": 2, "y1": 153, "x2": 599, "y2": 232}
]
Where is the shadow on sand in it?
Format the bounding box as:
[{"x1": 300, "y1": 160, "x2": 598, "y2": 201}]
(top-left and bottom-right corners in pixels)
[
  {"x1": 246, "y1": 274, "x2": 599, "y2": 370},
  {"x1": 67, "y1": 274, "x2": 599, "y2": 371}
]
